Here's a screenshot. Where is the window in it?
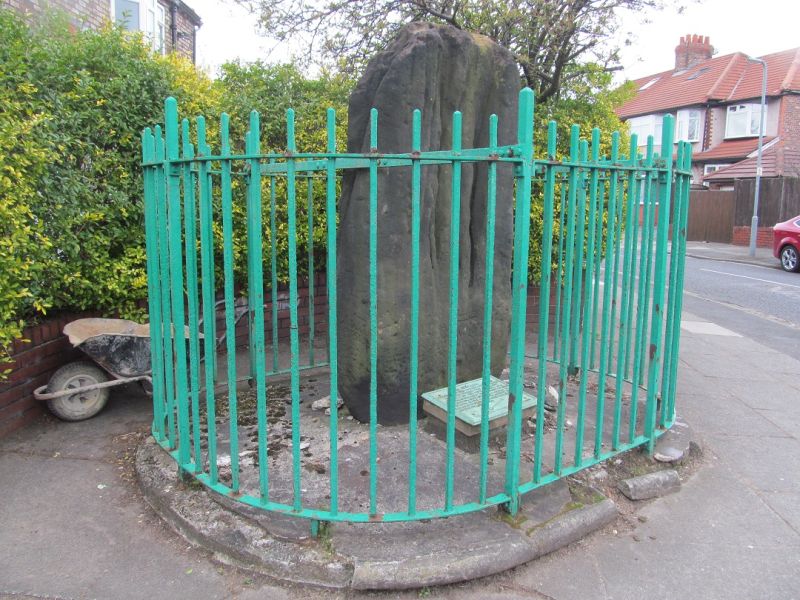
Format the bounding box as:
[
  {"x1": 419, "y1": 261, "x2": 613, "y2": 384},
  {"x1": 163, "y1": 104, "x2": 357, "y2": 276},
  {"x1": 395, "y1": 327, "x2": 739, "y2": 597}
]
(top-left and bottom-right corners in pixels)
[
  {"x1": 112, "y1": 0, "x2": 165, "y2": 53},
  {"x1": 639, "y1": 77, "x2": 660, "y2": 91},
  {"x1": 686, "y1": 67, "x2": 711, "y2": 81},
  {"x1": 725, "y1": 103, "x2": 766, "y2": 139},
  {"x1": 703, "y1": 164, "x2": 729, "y2": 175},
  {"x1": 115, "y1": 0, "x2": 140, "y2": 30},
  {"x1": 628, "y1": 114, "x2": 664, "y2": 146},
  {"x1": 677, "y1": 109, "x2": 701, "y2": 142}
]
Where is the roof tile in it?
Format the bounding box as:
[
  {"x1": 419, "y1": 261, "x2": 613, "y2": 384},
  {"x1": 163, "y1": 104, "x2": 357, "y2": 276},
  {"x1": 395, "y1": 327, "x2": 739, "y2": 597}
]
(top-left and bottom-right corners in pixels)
[{"x1": 618, "y1": 47, "x2": 800, "y2": 119}]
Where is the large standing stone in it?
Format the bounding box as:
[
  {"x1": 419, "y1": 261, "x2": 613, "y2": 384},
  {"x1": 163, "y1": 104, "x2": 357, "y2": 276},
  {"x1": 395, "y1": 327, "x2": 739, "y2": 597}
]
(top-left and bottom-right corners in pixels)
[{"x1": 337, "y1": 23, "x2": 520, "y2": 424}]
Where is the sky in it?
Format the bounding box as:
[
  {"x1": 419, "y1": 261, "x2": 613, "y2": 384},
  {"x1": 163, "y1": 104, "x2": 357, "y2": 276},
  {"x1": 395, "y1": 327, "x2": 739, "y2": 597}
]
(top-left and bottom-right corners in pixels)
[{"x1": 190, "y1": 0, "x2": 800, "y2": 80}]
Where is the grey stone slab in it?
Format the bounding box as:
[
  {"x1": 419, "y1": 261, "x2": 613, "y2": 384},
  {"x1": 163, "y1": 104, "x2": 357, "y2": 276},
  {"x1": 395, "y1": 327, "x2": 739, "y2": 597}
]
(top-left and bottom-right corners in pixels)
[
  {"x1": 758, "y1": 491, "x2": 800, "y2": 535},
  {"x1": 0, "y1": 454, "x2": 269, "y2": 600},
  {"x1": 755, "y1": 408, "x2": 800, "y2": 438},
  {"x1": 676, "y1": 390, "x2": 791, "y2": 438},
  {"x1": 512, "y1": 546, "x2": 608, "y2": 600},
  {"x1": 709, "y1": 434, "x2": 800, "y2": 494},
  {"x1": 634, "y1": 460, "x2": 800, "y2": 549},
  {"x1": 594, "y1": 538, "x2": 800, "y2": 600},
  {"x1": 720, "y1": 378, "x2": 800, "y2": 412}
]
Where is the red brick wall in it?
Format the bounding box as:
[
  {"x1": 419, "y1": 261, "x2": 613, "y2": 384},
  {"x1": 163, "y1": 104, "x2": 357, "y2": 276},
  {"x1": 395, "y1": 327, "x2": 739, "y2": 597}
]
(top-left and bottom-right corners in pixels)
[
  {"x1": 0, "y1": 313, "x2": 98, "y2": 438},
  {"x1": 2, "y1": 0, "x2": 109, "y2": 29},
  {"x1": 732, "y1": 226, "x2": 773, "y2": 247}
]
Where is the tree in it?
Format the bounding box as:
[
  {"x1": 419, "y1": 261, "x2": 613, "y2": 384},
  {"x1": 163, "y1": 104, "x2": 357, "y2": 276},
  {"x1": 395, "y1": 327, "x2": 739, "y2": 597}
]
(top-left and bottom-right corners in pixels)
[{"x1": 241, "y1": 0, "x2": 662, "y2": 103}]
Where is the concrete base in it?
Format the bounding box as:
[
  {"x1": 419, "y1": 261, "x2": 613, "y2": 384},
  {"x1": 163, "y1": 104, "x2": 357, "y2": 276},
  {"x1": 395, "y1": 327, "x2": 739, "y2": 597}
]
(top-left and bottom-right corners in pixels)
[{"x1": 136, "y1": 437, "x2": 617, "y2": 590}]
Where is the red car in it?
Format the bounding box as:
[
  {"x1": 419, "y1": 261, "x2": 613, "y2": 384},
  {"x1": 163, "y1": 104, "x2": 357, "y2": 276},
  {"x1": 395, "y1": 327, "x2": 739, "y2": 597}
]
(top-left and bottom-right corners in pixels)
[{"x1": 773, "y1": 215, "x2": 800, "y2": 272}]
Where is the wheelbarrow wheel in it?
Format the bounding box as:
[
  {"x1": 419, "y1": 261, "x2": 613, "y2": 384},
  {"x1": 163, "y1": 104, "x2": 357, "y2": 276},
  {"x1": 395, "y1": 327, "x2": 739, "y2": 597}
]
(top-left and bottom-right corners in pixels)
[{"x1": 46, "y1": 361, "x2": 110, "y2": 421}]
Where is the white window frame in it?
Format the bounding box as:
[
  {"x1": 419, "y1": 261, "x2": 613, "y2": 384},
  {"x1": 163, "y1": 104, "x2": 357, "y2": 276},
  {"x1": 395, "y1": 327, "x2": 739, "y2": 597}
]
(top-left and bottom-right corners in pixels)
[
  {"x1": 110, "y1": 0, "x2": 166, "y2": 54},
  {"x1": 703, "y1": 164, "x2": 729, "y2": 176},
  {"x1": 676, "y1": 108, "x2": 701, "y2": 143},
  {"x1": 725, "y1": 103, "x2": 766, "y2": 139},
  {"x1": 627, "y1": 114, "x2": 664, "y2": 146}
]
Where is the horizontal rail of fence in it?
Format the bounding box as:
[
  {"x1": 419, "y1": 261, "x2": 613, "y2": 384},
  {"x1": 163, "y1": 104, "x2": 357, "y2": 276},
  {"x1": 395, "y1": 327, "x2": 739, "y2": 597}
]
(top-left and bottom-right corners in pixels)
[{"x1": 141, "y1": 87, "x2": 693, "y2": 528}]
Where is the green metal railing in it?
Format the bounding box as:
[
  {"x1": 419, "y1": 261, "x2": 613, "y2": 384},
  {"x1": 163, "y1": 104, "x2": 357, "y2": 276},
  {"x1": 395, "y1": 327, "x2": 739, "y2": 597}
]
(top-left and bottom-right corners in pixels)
[{"x1": 141, "y1": 87, "x2": 692, "y2": 528}]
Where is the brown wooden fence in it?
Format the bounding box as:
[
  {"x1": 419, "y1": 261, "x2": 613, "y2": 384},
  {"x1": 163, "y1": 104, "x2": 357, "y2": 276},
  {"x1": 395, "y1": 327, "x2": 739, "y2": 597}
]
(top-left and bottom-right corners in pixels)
[
  {"x1": 686, "y1": 190, "x2": 735, "y2": 243},
  {"x1": 734, "y1": 177, "x2": 800, "y2": 226}
]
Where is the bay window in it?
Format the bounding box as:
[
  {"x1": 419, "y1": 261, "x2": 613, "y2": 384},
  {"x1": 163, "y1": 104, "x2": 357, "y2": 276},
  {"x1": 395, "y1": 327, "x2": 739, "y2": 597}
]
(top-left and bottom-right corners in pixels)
[{"x1": 725, "y1": 103, "x2": 766, "y2": 139}]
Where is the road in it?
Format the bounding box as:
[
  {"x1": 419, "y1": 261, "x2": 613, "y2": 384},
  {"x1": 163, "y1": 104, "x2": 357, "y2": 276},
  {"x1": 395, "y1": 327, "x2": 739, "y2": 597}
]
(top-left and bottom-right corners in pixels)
[{"x1": 681, "y1": 255, "x2": 800, "y2": 355}]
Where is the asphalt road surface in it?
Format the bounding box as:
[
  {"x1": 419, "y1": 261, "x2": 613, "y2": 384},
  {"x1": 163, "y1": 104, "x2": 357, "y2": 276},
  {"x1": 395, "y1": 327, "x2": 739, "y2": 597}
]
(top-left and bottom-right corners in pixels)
[{"x1": 681, "y1": 255, "x2": 800, "y2": 356}]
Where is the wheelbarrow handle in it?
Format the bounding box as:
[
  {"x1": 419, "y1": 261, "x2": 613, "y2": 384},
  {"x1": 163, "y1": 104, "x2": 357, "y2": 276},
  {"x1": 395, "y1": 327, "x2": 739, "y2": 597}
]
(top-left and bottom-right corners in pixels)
[{"x1": 33, "y1": 376, "x2": 152, "y2": 401}]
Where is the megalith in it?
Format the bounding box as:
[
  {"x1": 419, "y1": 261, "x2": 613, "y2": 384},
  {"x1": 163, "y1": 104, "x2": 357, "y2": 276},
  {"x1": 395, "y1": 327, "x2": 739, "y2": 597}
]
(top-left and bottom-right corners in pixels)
[{"x1": 337, "y1": 22, "x2": 520, "y2": 424}]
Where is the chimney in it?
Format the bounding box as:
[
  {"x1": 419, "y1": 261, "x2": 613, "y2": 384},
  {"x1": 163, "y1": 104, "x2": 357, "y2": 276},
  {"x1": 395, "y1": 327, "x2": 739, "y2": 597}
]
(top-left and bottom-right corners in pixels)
[{"x1": 675, "y1": 34, "x2": 714, "y2": 70}]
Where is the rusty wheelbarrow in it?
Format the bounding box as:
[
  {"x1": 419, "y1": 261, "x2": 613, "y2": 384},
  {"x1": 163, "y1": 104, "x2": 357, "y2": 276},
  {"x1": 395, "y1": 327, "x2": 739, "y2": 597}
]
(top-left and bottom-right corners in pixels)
[
  {"x1": 33, "y1": 319, "x2": 159, "y2": 421},
  {"x1": 33, "y1": 301, "x2": 248, "y2": 421}
]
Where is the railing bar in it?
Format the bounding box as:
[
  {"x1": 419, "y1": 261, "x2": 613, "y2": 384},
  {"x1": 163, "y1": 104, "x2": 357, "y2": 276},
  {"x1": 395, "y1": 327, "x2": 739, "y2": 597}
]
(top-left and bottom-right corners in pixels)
[
  {"x1": 588, "y1": 171, "x2": 605, "y2": 371},
  {"x1": 644, "y1": 116, "x2": 675, "y2": 452},
  {"x1": 636, "y1": 163, "x2": 659, "y2": 387},
  {"x1": 568, "y1": 140, "x2": 589, "y2": 374},
  {"x1": 612, "y1": 142, "x2": 641, "y2": 449},
  {"x1": 368, "y1": 109, "x2": 379, "y2": 516},
  {"x1": 286, "y1": 109, "x2": 303, "y2": 512},
  {"x1": 503, "y1": 88, "x2": 534, "y2": 514},
  {"x1": 629, "y1": 137, "x2": 656, "y2": 444},
  {"x1": 605, "y1": 158, "x2": 626, "y2": 376},
  {"x1": 269, "y1": 165, "x2": 280, "y2": 372},
  {"x1": 165, "y1": 99, "x2": 192, "y2": 470},
  {"x1": 154, "y1": 127, "x2": 176, "y2": 446},
  {"x1": 307, "y1": 177, "x2": 315, "y2": 366},
  {"x1": 666, "y1": 144, "x2": 693, "y2": 423},
  {"x1": 478, "y1": 114, "x2": 498, "y2": 503},
  {"x1": 408, "y1": 109, "x2": 422, "y2": 515},
  {"x1": 594, "y1": 133, "x2": 620, "y2": 458},
  {"x1": 574, "y1": 131, "x2": 601, "y2": 468},
  {"x1": 621, "y1": 167, "x2": 642, "y2": 383},
  {"x1": 660, "y1": 143, "x2": 683, "y2": 429},
  {"x1": 554, "y1": 125, "x2": 580, "y2": 476},
  {"x1": 181, "y1": 119, "x2": 203, "y2": 470},
  {"x1": 552, "y1": 181, "x2": 567, "y2": 360},
  {"x1": 246, "y1": 112, "x2": 270, "y2": 500},
  {"x1": 196, "y1": 117, "x2": 218, "y2": 484},
  {"x1": 325, "y1": 109, "x2": 339, "y2": 515},
  {"x1": 533, "y1": 121, "x2": 557, "y2": 483},
  {"x1": 142, "y1": 129, "x2": 166, "y2": 444},
  {"x1": 445, "y1": 111, "x2": 463, "y2": 512},
  {"x1": 219, "y1": 113, "x2": 240, "y2": 491}
]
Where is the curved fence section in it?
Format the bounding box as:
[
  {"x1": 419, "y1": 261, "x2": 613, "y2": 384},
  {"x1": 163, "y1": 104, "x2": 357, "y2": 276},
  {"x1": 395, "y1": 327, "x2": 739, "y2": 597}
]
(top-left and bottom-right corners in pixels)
[{"x1": 141, "y1": 88, "x2": 692, "y2": 526}]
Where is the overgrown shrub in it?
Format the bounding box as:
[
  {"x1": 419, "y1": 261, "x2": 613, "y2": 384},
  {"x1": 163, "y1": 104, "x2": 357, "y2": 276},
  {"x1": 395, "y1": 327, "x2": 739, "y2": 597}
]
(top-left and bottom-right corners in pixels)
[{"x1": 0, "y1": 9, "x2": 349, "y2": 365}]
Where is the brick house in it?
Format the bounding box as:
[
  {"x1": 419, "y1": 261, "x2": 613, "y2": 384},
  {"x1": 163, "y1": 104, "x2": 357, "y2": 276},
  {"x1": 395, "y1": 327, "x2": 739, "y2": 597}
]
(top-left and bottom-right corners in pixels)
[
  {"x1": 617, "y1": 35, "x2": 800, "y2": 191},
  {"x1": 3, "y1": 0, "x2": 202, "y2": 62}
]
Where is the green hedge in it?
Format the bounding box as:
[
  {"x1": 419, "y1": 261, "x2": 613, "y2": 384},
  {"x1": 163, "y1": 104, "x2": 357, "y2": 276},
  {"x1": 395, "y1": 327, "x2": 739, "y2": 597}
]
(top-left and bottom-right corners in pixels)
[{"x1": 0, "y1": 9, "x2": 350, "y2": 365}]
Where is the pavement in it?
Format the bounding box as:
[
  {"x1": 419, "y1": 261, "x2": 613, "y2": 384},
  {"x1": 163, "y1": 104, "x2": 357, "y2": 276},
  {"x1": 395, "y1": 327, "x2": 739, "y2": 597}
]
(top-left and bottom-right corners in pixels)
[
  {"x1": 2, "y1": 243, "x2": 799, "y2": 599},
  {"x1": 684, "y1": 240, "x2": 777, "y2": 268}
]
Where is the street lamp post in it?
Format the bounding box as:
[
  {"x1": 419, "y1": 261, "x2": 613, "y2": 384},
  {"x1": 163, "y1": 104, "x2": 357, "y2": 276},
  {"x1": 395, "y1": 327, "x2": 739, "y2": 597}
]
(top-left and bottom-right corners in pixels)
[{"x1": 747, "y1": 57, "x2": 767, "y2": 257}]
